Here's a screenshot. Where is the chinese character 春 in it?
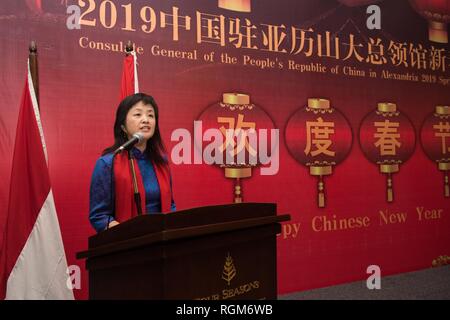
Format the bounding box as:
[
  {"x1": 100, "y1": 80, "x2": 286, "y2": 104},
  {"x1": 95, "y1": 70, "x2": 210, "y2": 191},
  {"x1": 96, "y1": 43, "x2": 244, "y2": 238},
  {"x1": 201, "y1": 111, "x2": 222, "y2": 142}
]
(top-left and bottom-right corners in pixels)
[{"x1": 374, "y1": 120, "x2": 401, "y2": 156}]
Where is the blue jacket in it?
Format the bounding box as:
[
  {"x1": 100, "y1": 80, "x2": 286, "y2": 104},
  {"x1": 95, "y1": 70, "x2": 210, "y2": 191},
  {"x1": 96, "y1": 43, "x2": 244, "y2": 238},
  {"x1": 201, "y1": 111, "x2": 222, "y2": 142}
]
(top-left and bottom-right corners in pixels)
[{"x1": 89, "y1": 148, "x2": 176, "y2": 232}]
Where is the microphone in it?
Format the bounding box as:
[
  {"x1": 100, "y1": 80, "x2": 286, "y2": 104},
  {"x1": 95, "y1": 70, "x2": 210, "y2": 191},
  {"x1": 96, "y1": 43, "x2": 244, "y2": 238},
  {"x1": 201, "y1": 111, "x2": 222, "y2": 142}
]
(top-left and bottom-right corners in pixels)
[{"x1": 114, "y1": 133, "x2": 144, "y2": 155}]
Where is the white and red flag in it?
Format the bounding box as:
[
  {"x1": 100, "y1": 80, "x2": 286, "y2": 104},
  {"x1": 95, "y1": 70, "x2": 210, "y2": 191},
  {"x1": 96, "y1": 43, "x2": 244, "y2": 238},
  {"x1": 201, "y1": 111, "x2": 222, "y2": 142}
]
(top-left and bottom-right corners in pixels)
[
  {"x1": 120, "y1": 50, "x2": 139, "y2": 100},
  {"x1": 0, "y1": 60, "x2": 74, "y2": 300}
]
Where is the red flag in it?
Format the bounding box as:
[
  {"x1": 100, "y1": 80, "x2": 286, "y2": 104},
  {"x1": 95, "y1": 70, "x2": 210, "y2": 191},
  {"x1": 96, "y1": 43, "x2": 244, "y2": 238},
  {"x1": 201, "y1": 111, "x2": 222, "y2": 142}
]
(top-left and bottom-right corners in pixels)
[
  {"x1": 25, "y1": 0, "x2": 43, "y2": 13},
  {"x1": 0, "y1": 60, "x2": 73, "y2": 300},
  {"x1": 120, "y1": 51, "x2": 139, "y2": 100}
]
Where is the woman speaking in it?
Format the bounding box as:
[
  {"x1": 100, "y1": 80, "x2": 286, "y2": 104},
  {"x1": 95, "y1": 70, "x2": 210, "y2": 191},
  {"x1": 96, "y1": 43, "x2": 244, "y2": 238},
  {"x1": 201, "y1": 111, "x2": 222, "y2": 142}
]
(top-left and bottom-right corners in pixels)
[{"x1": 89, "y1": 93, "x2": 176, "y2": 232}]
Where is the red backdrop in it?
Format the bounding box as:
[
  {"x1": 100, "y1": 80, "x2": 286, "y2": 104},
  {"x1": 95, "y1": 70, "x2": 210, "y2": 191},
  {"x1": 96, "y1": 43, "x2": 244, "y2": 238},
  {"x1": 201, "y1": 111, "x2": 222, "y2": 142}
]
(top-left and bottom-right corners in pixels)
[{"x1": 0, "y1": 0, "x2": 449, "y2": 299}]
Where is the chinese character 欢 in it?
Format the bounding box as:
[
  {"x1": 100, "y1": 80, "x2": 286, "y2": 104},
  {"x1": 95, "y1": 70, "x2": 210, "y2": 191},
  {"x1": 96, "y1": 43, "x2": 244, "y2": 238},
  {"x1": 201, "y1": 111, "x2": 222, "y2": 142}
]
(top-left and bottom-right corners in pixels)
[{"x1": 218, "y1": 114, "x2": 257, "y2": 157}]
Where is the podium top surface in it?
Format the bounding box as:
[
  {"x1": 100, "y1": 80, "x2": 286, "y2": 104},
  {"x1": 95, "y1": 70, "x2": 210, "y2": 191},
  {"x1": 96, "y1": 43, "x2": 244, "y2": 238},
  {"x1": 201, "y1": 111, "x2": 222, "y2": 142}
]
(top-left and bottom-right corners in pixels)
[{"x1": 77, "y1": 203, "x2": 290, "y2": 260}]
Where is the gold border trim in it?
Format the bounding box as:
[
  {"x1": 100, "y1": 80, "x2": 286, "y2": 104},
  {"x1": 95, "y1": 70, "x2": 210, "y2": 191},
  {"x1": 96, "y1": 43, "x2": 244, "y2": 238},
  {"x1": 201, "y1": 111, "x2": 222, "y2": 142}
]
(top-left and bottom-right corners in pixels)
[
  {"x1": 310, "y1": 166, "x2": 332, "y2": 176},
  {"x1": 223, "y1": 93, "x2": 250, "y2": 105},
  {"x1": 380, "y1": 164, "x2": 399, "y2": 173},
  {"x1": 436, "y1": 106, "x2": 450, "y2": 115},
  {"x1": 308, "y1": 98, "x2": 330, "y2": 110},
  {"x1": 225, "y1": 167, "x2": 252, "y2": 178},
  {"x1": 378, "y1": 103, "x2": 397, "y2": 113}
]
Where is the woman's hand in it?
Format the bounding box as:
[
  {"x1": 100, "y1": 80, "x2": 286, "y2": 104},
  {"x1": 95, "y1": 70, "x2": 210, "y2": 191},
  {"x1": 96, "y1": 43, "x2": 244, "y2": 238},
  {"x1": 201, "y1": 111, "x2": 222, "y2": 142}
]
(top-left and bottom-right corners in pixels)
[{"x1": 108, "y1": 220, "x2": 120, "y2": 228}]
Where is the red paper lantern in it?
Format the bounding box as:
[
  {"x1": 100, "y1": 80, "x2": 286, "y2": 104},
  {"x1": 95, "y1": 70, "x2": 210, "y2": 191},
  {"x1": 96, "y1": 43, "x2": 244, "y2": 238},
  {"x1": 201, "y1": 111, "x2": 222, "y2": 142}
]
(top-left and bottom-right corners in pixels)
[
  {"x1": 359, "y1": 103, "x2": 416, "y2": 202},
  {"x1": 197, "y1": 93, "x2": 275, "y2": 203},
  {"x1": 285, "y1": 98, "x2": 353, "y2": 208},
  {"x1": 409, "y1": 0, "x2": 450, "y2": 43},
  {"x1": 337, "y1": 0, "x2": 383, "y2": 7},
  {"x1": 420, "y1": 105, "x2": 450, "y2": 197}
]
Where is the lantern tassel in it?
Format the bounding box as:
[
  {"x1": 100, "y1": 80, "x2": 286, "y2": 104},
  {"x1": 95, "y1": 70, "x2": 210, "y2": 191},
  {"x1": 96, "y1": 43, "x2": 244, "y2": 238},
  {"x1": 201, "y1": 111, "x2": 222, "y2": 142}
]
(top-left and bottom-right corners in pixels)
[
  {"x1": 386, "y1": 173, "x2": 394, "y2": 202},
  {"x1": 444, "y1": 172, "x2": 449, "y2": 198},
  {"x1": 224, "y1": 167, "x2": 251, "y2": 203},
  {"x1": 234, "y1": 178, "x2": 242, "y2": 203},
  {"x1": 318, "y1": 176, "x2": 325, "y2": 208}
]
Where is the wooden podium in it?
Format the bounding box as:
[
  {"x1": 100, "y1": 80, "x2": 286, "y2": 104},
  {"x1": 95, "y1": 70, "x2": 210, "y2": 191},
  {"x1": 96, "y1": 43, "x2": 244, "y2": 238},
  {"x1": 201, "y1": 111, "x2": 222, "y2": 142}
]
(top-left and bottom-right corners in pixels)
[{"x1": 77, "y1": 203, "x2": 290, "y2": 300}]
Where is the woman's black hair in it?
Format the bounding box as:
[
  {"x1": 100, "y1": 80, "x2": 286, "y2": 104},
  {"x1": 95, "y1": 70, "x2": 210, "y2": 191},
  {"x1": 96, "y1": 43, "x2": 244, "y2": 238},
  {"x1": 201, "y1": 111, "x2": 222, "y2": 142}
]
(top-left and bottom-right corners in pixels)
[{"x1": 103, "y1": 93, "x2": 167, "y2": 166}]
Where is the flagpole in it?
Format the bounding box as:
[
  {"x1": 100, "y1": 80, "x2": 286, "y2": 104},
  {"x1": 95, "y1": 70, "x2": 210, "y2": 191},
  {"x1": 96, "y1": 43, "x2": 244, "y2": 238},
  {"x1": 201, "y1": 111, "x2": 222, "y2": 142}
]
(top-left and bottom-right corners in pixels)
[
  {"x1": 125, "y1": 40, "x2": 139, "y2": 93},
  {"x1": 128, "y1": 150, "x2": 143, "y2": 215},
  {"x1": 0, "y1": 43, "x2": 74, "y2": 300},
  {"x1": 120, "y1": 40, "x2": 143, "y2": 216},
  {"x1": 125, "y1": 40, "x2": 133, "y2": 56},
  {"x1": 29, "y1": 41, "x2": 39, "y2": 108}
]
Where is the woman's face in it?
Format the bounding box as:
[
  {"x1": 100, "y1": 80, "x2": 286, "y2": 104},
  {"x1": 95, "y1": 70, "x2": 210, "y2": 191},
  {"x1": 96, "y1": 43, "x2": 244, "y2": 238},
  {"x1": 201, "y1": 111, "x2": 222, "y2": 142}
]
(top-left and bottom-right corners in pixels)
[{"x1": 124, "y1": 101, "x2": 156, "y2": 142}]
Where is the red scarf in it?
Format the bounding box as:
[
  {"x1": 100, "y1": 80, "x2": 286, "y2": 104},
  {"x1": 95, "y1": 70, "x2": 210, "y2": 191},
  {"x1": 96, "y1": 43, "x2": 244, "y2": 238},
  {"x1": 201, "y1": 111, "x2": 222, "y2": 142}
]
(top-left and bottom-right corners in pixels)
[{"x1": 113, "y1": 152, "x2": 172, "y2": 223}]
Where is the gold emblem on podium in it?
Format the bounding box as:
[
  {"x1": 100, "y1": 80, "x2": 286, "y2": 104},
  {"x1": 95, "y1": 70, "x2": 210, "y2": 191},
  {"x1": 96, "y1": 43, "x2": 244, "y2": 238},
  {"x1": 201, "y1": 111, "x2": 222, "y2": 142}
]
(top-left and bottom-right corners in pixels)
[{"x1": 222, "y1": 253, "x2": 237, "y2": 285}]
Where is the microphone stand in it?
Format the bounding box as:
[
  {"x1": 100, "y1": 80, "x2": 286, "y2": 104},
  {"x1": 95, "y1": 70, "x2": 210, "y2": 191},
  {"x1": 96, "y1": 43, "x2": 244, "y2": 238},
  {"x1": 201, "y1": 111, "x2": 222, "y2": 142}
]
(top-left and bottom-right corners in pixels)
[{"x1": 128, "y1": 150, "x2": 143, "y2": 215}]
